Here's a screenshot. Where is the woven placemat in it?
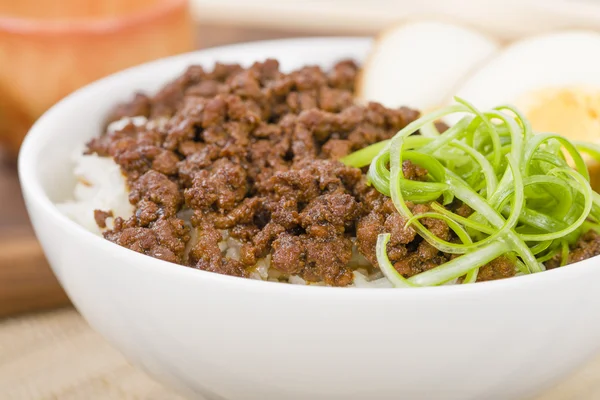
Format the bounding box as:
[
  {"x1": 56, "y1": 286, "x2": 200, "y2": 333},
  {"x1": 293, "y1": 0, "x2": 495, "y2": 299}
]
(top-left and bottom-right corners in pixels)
[
  {"x1": 0, "y1": 308, "x2": 183, "y2": 400},
  {"x1": 1, "y1": 307, "x2": 599, "y2": 400}
]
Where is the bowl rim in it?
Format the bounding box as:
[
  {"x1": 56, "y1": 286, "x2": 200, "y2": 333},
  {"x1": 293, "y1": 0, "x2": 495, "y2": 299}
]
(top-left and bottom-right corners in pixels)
[{"x1": 18, "y1": 36, "x2": 600, "y2": 296}]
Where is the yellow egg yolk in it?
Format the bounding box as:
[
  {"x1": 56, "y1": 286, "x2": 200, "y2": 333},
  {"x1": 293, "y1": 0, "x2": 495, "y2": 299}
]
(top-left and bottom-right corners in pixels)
[
  {"x1": 516, "y1": 87, "x2": 600, "y2": 142},
  {"x1": 515, "y1": 87, "x2": 600, "y2": 190}
]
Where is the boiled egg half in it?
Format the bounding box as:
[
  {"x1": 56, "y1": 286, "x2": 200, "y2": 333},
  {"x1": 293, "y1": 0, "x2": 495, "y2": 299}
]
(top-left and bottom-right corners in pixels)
[
  {"x1": 357, "y1": 20, "x2": 499, "y2": 111},
  {"x1": 453, "y1": 31, "x2": 600, "y2": 144},
  {"x1": 359, "y1": 24, "x2": 600, "y2": 187}
]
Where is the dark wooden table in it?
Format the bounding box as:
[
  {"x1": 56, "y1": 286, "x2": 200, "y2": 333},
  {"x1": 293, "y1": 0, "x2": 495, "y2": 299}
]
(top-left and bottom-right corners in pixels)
[{"x1": 0, "y1": 152, "x2": 70, "y2": 316}]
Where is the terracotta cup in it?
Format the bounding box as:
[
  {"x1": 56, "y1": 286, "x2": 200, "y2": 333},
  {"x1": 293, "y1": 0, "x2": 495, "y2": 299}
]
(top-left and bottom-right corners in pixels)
[{"x1": 0, "y1": 0, "x2": 194, "y2": 156}]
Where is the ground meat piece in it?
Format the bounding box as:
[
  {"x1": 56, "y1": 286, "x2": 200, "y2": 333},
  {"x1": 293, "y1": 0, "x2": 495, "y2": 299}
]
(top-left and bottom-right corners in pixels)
[
  {"x1": 311, "y1": 160, "x2": 362, "y2": 193},
  {"x1": 391, "y1": 107, "x2": 420, "y2": 129},
  {"x1": 225, "y1": 95, "x2": 262, "y2": 125},
  {"x1": 176, "y1": 144, "x2": 221, "y2": 186},
  {"x1": 112, "y1": 145, "x2": 161, "y2": 180},
  {"x1": 393, "y1": 251, "x2": 450, "y2": 278},
  {"x1": 188, "y1": 221, "x2": 247, "y2": 277},
  {"x1": 417, "y1": 241, "x2": 439, "y2": 259},
  {"x1": 240, "y1": 222, "x2": 286, "y2": 266},
  {"x1": 327, "y1": 60, "x2": 358, "y2": 90},
  {"x1": 212, "y1": 197, "x2": 261, "y2": 229},
  {"x1": 318, "y1": 87, "x2": 353, "y2": 112},
  {"x1": 302, "y1": 235, "x2": 354, "y2": 286},
  {"x1": 258, "y1": 159, "x2": 363, "y2": 247},
  {"x1": 152, "y1": 219, "x2": 190, "y2": 258},
  {"x1": 300, "y1": 193, "x2": 360, "y2": 235},
  {"x1": 270, "y1": 198, "x2": 300, "y2": 229},
  {"x1": 296, "y1": 108, "x2": 339, "y2": 143},
  {"x1": 246, "y1": 137, "x2": 290, "y2": 181},
  {"x1": 270, "y1": 230, "x2": 354, "y2": 286},
  {"x1": 129, "y1": 170, "x2": 182, "y2": 218},
  {"x1": 104, "y1": 217, "x2": 189, "y2": 264},
  {"x1": 434, "y1": 121, "x2": 449, "y2": 133},
  {"x1": 188, "y1": 221, "x2": 221, "y2": 266},
  {"x1": 151, "y1": 150, "x2": 180, "y2": 176},
  {"x1": 186, "y1": 80, "x2": 221, "y2": 98},
  {"x1": 252, "y1": 123, "x2": 281, "y2": 138},
  {"x1": 476, "y1": 257, "x2": 516, "y2": 282},
  {"x1": 162, "y1": 97, "x2": 210, "y2": 150},
  {"x1": 412, "y1": 203, "x2": 450, "y2": 241},
  {"x1": 207, "y1": 62, "x2": 243, "y2": 81},
  {"x1": 321, "y1": 139, "x2": 353, "y2": 159},
  {"x1": 230, "y1": 224, "x2": 260, "y2": 241},
  {"x1": 356, "y1": 210, "x2": 385, "y2": 266},
  {"x1": 184, "y1": 159, "x2": 248, "y2": 213},
  {"x1": 271, "y1": 233, "x2": 305, "y2": 275},
  {"x1": 178, "y1": 140, "x2": 206, "y2": 156},
  {"x1": 253, "y1": 58, "x2": 280, "y2": 83},
  {"x1": 267, "y1": 166, "x2": 320, "y2": 202},
  {"x1": 453, "y1": 202, "x2": 473, "y2": 218},
  {"x1": 134, "y1": 200, "x2": 160, "y2": 226},
  {"x1": 219, "y1": 121, "x2": 254, "y2": 157},
  {"x1": 335, "y1": 106, "x2": 364, "y2": 131},
  {"x1": 286, "y1": 91, "x2": 319, "y2": 113},
  {"x1": 402, "y1": 160, "x2": 428, "y2": 181},
  {"x1": 291, "y1": 66, "x2": 328, "y2": 91},
  {"x1": 94, "y1": 210, "x2": 113, "y2": 229},
  {"x1": 567, "y1": 230, "x2": 600, "y2": 264},
  {"x1": 546, "y1": 230, "x2": 600, "y2": 269},
  {"x1": 384, "y1": 212, "x2": 416, "y2": 245}
]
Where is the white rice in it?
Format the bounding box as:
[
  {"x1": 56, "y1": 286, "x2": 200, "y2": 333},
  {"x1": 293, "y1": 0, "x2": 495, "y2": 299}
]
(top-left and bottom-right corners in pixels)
[
  {"x1": 56, "y1": 152, "x2": 133, "y2": 234},
  {"x1": 57, "y1": 116, "x2": 393, "y2": 288}
]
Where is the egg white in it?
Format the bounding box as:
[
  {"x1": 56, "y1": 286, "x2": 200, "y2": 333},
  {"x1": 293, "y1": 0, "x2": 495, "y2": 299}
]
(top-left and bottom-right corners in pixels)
[
  {"x1": 450, "y1": 30, "x2": 600, "y2": 133},
  {"x1": 358, "y1": 20, "x2": 499, "y2": 111}
]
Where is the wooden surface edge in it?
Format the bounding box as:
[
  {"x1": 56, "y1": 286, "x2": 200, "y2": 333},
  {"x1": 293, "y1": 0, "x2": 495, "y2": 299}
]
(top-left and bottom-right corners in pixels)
[{"x1": 0, "y1": 229, "x2": 70, "y2": 317}]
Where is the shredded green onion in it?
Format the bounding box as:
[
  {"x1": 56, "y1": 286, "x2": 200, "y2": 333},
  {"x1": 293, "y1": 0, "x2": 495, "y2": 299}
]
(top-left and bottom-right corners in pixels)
[{"x1": 342, "y1": 97, "x2": 600, "y2": 287}]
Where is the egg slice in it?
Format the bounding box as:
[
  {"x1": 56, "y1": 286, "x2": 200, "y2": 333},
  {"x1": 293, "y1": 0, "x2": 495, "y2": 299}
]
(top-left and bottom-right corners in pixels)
[
  {"x1": 357, "y1": 20, "x2": 499, "y2": 111},
  {"x1": 453, "y1": 31, "x2": 600, "y2": 139},
  {"x1": 452, "y1": 31, "x2": 600, "y2": 187}
]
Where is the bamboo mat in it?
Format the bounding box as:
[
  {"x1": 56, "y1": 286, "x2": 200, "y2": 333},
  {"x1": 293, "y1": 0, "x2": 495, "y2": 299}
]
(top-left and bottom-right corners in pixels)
[
  {"x1": 0, "y1": 308, "x2": 183, "y2": 400},
  {"x1": 1, "y1": 308, "x2": 600, "y2": 400}
]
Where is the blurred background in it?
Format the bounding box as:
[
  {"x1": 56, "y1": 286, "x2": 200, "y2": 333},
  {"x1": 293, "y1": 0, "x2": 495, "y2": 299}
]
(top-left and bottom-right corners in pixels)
[{"x1": 3, "y1": 0, "x2": 600, "y2": 398}]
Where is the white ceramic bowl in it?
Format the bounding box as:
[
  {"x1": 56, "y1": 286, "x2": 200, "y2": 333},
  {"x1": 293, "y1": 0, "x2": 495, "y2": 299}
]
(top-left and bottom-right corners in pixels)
[{"x1": 18, "y1": 38, "x2": 600, "y2": 400}]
